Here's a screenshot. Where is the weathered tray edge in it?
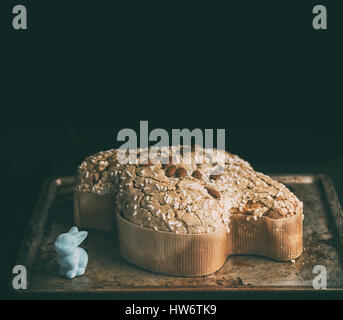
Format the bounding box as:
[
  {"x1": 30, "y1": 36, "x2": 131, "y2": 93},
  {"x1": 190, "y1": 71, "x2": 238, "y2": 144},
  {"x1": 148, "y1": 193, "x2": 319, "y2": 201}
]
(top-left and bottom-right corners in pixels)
[
  {"x1": 16, "y1": 177, "x2": 75, "y2": 268},
  {"x1": 319, "y1": 175, "x2": 343, "y2": 247},
  {"x1": 15, "y1": 174, "x2": 343, "y2": 293},
  {"x1": 13, "y1": 286, "x2": 343, "y2": 295}
]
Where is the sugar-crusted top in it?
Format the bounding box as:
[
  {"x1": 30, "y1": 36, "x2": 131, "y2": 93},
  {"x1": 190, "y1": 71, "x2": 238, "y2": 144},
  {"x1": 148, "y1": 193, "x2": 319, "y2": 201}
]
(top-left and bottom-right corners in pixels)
[{"x1": 76, "y1": 146, "x2": 303, "y2": 234}]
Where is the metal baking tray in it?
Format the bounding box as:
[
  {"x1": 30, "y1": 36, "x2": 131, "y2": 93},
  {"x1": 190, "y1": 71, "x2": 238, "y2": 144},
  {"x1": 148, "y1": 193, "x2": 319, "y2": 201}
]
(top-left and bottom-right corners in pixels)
[{"x1": 15, "y1": 174, "x2": 343, "y2": 294}]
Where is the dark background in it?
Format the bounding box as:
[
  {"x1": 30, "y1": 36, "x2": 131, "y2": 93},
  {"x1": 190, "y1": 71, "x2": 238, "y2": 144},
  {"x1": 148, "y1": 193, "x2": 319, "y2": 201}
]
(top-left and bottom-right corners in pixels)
[{"x1": 1, "y1": 1, "x2": 342, "y2": 299}]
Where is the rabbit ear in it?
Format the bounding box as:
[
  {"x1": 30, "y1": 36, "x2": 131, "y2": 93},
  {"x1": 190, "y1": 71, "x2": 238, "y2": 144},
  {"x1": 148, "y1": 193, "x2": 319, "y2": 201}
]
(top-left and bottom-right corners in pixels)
[
  {"x1": 75, "y1": 231, "x2": 88, "y2": 245},
  {"x1": 69, "y1": 227, "x2": 79, "y2": 234}
]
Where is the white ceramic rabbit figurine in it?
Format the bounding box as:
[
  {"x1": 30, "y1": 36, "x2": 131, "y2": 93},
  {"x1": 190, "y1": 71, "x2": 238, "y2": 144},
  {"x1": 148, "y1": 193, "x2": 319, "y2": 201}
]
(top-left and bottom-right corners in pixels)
[{"x1": 54, "y1": 227, "x2": 88, "y2": 279}]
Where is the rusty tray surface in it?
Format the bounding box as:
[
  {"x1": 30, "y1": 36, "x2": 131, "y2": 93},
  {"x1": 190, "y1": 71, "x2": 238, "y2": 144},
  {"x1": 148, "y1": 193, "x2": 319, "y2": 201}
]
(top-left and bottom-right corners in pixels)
[{"x1": 17, "y1": 174, "x2": 343, "y2": 293}]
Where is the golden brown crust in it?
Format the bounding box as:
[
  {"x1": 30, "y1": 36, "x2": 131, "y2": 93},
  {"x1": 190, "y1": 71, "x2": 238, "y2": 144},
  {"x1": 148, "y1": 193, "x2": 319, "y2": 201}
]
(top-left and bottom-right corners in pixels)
[{"x1": 76, "y1": 146, "x2": 303, "y2": 234}]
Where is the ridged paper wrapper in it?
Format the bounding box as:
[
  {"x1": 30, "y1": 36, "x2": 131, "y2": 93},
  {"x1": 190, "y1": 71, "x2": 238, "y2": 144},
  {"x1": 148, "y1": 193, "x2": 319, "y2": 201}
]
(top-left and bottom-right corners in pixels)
[
  {"x1": 74, "y1": 190, "x2": 116, "y2": 232},
  {"x1": 74, "y1": 189, "x2": 303, "y2": 276}
]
